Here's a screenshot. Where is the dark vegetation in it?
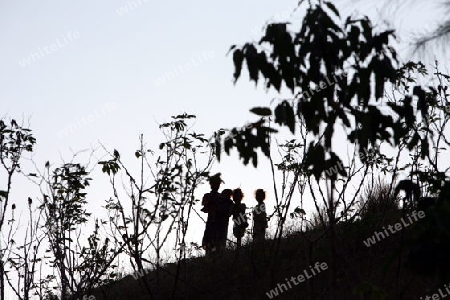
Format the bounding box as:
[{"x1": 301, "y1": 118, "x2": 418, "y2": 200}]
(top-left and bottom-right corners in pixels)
[
  {"x1": 2, "y1": 0, "x2": 450, "y2": 299},
  {"x1": 86, "y1": 182, "x2": 438, "y2": 299}
]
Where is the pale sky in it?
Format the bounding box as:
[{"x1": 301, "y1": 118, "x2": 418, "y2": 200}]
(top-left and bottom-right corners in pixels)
[
  {"x1": 1, "y1": 0, "x2": 303, "y2": 205},
  {"x1": 0, "y1": 0, "x2": 447, "y2": 296},
  {"x1": 1, "y1": 0, "x2": 443, "y2": 205}
]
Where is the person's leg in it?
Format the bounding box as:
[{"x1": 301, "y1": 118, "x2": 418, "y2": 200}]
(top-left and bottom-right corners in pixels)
[
  {"x1": 222, "y1": 222, "x2": 229, "y2": 251},
  {"x1": 236, "y1": 225, "x2": 245, "y2": 248},
  {"x1": 211, "y1": 224, "x2": 221, "y2": 254},
  {"x1": 253, "y1": 226, "x2": 264, "y2": 243},
  {"x1": 218, "y1": 228, "x2": 226, "y2": 253},
  {"x1": 203, "y1": 221, "x2": 218, "y2": 256},
  {"x1": 217, "y1": 221, "x2": 227, "y2": 253}
]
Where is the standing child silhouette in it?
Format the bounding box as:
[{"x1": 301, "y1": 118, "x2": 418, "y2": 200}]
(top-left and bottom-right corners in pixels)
[
  {"x1": 217, "y1": 189, "x2": 234, "y2": 252},
  {"x1": 232, "y1": 188, "x2": 248, "y2": 249},
  {"x1": 252, "y1": 189, "x2": 268, "y2": 243}
]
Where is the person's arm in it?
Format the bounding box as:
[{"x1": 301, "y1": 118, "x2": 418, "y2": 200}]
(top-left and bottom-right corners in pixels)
[
  {"x1": 241, "y1": 204, "x2": 247, "y2": 215},
  {"x1": 201, "y1": 193, "x2": 211, "y2": 212},
  {"x1": 202, "y1": 193, "x2": 210, "y2": 205}
]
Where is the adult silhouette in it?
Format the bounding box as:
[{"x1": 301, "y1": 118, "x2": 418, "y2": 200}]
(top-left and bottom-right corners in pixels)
[{"x1": 201, "y1": 173, "x2": 223, "y2": 256}]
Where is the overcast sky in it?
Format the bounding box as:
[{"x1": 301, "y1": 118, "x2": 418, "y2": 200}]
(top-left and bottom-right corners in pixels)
[
  {"x1": 0, "y1": 1, "x2": 447, "y2": 288},
  {"x1": 1, "y1": 0, "x2": 304, "y2": 203}
]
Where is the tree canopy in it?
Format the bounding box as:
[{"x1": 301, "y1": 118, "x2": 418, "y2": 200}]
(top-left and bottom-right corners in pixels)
[{"x1": 219, "y1": 1, "x2": 433, "y2": 183}]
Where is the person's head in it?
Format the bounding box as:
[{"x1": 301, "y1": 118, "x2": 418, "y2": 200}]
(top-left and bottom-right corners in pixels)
[
  {"x1": 221, "y1": 189, "x2": 233, "y2": 199},
  {"x1": 233, "y1": 188, "x2": 244, "y2": 202},
  {"x1": 255, "y1": 189, "x2": 266, "y2": 202},
  {"x1": 208, "y1": 173, "x2": 223, "y2": 192}
]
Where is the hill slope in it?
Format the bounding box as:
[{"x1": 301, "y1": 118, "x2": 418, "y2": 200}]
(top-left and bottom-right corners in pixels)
[{"x1": 87, "y1": 211, "x2": 437, "y2": 299}]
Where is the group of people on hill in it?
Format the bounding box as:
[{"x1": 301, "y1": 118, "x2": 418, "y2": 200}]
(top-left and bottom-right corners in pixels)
[{"x1": 201, "y1": 173, "x2": 268, "y2": 255}]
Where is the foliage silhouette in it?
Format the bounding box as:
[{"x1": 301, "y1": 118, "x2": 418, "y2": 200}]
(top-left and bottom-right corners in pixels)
[
  {"x1": 218, "y1": 0, "x2": 450, "y2": 297},
  {"x1": 39, "y1": 162, "x2": 118, "y2": 299},
  {"x1": 220, "y1": 1, "x2": 433, "y2": 184},
  {"x1": 0, "y1": 119, "x2": 36, "y2": 300},
  {"x1": 99, "y1": 113, "x2": 214, "y2": 298},
  {"x1": 354, "y1": 0, "x2": 450, "y2": 53}
]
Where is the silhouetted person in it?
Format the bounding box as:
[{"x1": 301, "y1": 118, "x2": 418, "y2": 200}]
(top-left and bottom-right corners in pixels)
[
  {"x1": 253, "y1": 189, "x2": 268, "y2": 243},
  {"x1": 201, "y1": 173, "x2": 223, "y2": 256},
  {"x1": 216, "y1": 189, "x2": 234, "y2": 252},
  {"x1": 232, "y1": 188, "x2": 248, "y2": 248}
]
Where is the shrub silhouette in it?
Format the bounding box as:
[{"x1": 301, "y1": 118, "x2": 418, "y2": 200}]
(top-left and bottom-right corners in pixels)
[{"x1": 357, "y1": 179, "x2": 400, "y2": 220}]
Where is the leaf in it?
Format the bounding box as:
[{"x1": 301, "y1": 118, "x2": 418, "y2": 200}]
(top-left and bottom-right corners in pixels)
[
  {"x1": 251, "y1": 151, "x2": 258, "y2": 167},
  {"x1": 250, "y1": 107, "x2": 272, "y2": 116},
  {"x1": 304, "y1": 143, "x2": 325, "y2": 181},
  {"x1": 324, "y1": 1, "x2": 340, "y2": 17},
  {"x1": 372, "y1": 58, "x2": 385, "y2": 100},
  {"x1": 420, "y1": 138, "x2": 429, "y2": 159},
  {"x1": 414, "y1": 86, "x2": 428, "y2": 117},
  {"x1": 274, "y1": 101, "x2": 296, "y2": 133},
  {"x1": 113, "y1": 149, "x2": 120, "y2": 159},
  {"x1": 408, "y1": 132, "x2": 420, "y2": 151},
  {"x1": 294, "y1": 207, "x2": 306, "y2": 215},
  {"x1": 227, "y1": 44, "x2": 237, "y2": 55},
  {"x1": 232, "y1": 49, "x2": 245, "y2": 82},
  {"x1": 183, "y1": 140, "x2": 191, "y2": 149},
  {"x1": 245, "y1": 44, "x2": 259, "y2": 83},
  {"x1": 0, "y1": 190, "x2": 7, "y2": 199}
]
